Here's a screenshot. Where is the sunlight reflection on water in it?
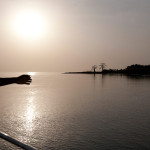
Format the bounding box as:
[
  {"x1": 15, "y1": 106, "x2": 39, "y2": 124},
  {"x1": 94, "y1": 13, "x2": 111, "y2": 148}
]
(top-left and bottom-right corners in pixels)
[
  {"x1": 25, "y1": 96, "x2": 35, "y2": 132},
  {"x1": 27, "y1": 72, "x2": 36, "y2": 76}
]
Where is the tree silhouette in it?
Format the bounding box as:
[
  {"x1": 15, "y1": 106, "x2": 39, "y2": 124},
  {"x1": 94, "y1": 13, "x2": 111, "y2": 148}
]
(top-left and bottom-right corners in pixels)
[
  {"x1": 91, "y1": 65, "x2": 97, "y2": 74},
  {"x1": 125, "y1": 64, "x2": 150, "y2": 74},
  {"x1": 99, "y1": 63, "x2": 106, "y2": 72}
]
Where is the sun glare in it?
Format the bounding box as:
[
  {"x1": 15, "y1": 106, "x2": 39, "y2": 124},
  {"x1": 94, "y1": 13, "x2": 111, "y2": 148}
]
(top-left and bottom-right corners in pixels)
[
  {"x1": 28, "y1": 72, "x2": 36, "y2": 76},
  {"x1": 13, "y1": 10, "x2": 46, "y2": 39}
]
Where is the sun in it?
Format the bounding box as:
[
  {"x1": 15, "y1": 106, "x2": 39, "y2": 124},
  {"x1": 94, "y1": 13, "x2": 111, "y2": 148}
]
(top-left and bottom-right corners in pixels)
[{"x1": 13, "y1": 10, "x2": 46, "y2": 39}]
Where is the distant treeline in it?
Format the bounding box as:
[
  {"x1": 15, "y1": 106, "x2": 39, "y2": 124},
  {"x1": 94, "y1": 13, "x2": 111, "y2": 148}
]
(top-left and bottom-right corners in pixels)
[{"x1": 103, "y1": 64, "x2": 150, "y2": 74}]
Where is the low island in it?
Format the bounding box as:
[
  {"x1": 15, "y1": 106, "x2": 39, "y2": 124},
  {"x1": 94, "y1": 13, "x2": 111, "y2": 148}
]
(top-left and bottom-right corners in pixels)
[{"x1": 64, "y1": 64, "x2": 150, "y2": 75}]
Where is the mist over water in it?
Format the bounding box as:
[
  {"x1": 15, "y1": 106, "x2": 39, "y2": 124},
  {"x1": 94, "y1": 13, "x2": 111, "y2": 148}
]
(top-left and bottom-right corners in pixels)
[{"x1": 0, "y1": 72, "x2": 150, "y2": 150}]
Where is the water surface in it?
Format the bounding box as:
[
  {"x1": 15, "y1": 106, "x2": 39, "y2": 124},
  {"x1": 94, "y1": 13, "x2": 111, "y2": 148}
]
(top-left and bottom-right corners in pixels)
[{"x1": 0, "y1": 73, "x2": 150, "y2": 150}]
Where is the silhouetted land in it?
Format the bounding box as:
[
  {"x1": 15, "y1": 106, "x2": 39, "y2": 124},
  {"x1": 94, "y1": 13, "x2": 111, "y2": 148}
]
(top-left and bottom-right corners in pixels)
[
  {"x1": 64, "y1": 71, "x2": 102, "y2": 74},
  {"x1": 65, "y1": 64, "x2": 150, "y2": 75}
]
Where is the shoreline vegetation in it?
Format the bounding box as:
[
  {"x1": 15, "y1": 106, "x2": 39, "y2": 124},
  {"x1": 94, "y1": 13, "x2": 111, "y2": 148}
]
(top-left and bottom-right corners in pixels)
[{"x1": 64, "y1": 64, "x2": 150, "y2": 75}]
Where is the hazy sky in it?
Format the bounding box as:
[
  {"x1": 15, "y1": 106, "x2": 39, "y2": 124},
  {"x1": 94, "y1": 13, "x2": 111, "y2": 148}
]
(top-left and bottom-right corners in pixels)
[{"x1": 0, "y1": 0, "x2": 150, "y2": 72}]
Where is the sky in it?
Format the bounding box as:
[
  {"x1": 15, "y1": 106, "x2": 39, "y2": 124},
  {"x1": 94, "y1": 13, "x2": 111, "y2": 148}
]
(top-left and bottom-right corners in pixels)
[{"x1": 0, "y1": 0, "x2": 150, "y2": 72}]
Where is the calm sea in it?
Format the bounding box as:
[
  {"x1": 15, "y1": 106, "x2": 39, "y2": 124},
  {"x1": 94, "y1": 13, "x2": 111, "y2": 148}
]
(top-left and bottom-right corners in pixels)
[{"x1": 0, "y1": 72, "x2": 150, "y2": 150}]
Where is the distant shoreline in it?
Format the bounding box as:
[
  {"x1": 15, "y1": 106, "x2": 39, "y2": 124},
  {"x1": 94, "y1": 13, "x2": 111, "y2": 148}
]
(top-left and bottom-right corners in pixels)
[
  {"x1": 64, "y1": 64, "x2": 150, "y2": 75},
  {"x1": 64, "y1": 71, "x2": 102, "y2": 74},
  {"x1": 64, "y1": 72, "x2": 150, "y2": 77}
]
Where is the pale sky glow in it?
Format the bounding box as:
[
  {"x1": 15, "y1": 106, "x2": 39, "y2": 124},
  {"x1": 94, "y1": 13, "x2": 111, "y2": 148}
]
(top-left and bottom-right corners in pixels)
[{"x1": 0, "y1": 0, "x2": 150, "y2": 72}]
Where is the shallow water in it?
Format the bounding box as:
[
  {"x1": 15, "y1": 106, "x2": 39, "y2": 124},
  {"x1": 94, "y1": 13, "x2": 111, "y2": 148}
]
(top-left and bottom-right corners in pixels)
[{"x1": 0, "y1": 72, "x2": 150, "y2": 150}]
